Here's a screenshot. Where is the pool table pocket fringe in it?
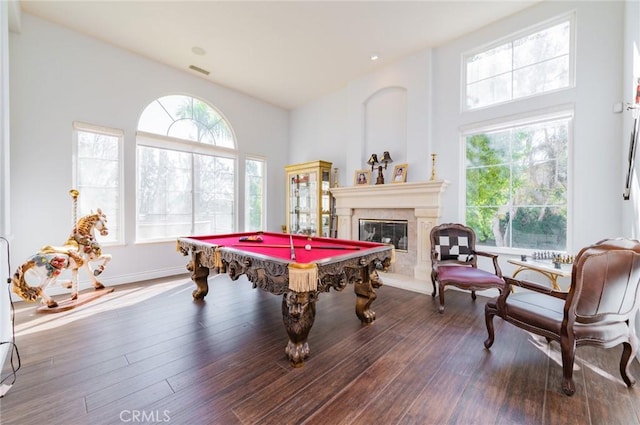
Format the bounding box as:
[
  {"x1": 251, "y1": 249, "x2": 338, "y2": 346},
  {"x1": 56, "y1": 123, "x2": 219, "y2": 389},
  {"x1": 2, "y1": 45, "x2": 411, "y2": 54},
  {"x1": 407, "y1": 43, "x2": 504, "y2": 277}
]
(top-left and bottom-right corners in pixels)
[
  {"x1": 214, "y1": 249, "x2": 223, "y2": 269},
  {"x1": 288, "y1": 263, "x2": 318, "y2": 292}
]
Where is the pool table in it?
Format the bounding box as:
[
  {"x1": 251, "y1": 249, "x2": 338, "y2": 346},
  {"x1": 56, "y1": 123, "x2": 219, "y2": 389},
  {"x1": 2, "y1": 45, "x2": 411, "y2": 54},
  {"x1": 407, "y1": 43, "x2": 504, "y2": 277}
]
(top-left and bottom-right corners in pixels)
[{"x1": 176, "y1": 231, "x2": 394, "y2": 367}]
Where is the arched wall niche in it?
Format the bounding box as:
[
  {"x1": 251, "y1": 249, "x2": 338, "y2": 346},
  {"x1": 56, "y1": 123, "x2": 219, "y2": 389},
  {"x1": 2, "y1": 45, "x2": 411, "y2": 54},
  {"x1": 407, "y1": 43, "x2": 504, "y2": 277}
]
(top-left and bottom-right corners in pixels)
[{"x1": 363, "y1": 86, "x2": 408, "y2": 164}]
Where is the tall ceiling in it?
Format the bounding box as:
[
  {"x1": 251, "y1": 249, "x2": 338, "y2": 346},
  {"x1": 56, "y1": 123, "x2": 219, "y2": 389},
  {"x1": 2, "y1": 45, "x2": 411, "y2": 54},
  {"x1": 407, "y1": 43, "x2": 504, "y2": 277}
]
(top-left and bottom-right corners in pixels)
[{"x1": 17, "y1": 1, "x2": 540, "y2": 110}]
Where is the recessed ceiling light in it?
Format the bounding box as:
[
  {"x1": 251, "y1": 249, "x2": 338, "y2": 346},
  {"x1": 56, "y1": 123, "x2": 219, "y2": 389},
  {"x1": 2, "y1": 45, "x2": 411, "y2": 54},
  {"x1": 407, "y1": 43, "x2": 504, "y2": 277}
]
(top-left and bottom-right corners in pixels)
[
  {"x1": 370, "y1": 54, "x2": 379, "y2": 61},
  {"x1": 192, "y1": 46, "x2": 206, "y2": 56}
]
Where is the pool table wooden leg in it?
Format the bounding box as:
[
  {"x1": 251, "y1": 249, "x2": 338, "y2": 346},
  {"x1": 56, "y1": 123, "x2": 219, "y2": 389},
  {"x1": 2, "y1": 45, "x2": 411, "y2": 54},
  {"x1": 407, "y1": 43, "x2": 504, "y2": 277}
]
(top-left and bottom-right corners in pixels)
[
  {"x1": 187, "y1": 252, "x2": 210, "y2": 300},
  {"x1": 354, "y1": 265, "x2": 381, "y2": 324},
  {"x1": 282, "y1": 290, "x2": 317, "y2": 368}
]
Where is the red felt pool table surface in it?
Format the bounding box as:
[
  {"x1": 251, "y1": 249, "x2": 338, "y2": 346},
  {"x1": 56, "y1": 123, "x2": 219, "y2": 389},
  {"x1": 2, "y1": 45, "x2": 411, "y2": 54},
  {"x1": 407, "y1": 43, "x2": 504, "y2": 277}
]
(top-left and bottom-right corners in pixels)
[{"x1": 181, "y1": 231, "x2": 387, "y2": 264}]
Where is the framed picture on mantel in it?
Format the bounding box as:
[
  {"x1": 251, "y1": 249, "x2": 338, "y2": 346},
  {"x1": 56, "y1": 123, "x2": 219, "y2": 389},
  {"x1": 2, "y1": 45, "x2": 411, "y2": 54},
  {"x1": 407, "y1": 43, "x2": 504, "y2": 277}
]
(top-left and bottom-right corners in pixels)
[
  {"x1": 354, "y1": 170, "x2": 370, "y2": 185},
  {"x1": 392, "y1": 163, "x2": 408, "y2": 183}
]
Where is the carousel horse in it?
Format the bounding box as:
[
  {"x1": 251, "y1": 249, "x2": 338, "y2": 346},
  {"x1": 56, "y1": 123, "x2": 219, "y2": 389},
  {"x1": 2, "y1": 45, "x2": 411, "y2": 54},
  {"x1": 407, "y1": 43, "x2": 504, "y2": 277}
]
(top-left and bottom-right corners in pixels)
[{"x1": 12, "y1": 209, "x2": 112, "y2": 308}]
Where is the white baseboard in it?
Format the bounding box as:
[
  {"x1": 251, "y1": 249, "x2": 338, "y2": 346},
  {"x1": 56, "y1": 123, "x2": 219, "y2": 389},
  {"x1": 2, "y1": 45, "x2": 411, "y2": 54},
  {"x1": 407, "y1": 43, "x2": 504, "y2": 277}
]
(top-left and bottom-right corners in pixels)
[{"x1": 85, "y1": 266, "x2": 187, "y2": 287}]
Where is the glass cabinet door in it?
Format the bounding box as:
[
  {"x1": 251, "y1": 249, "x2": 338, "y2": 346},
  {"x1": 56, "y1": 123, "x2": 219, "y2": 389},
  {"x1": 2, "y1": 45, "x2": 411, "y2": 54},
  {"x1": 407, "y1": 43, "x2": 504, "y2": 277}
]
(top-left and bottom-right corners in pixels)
[
  {"x1": 286, "y1": 160, "x2": 333, "y2": 237},
  {"x1": 289, "y1": 171, "x2": 318, "y2": 235},
  {"x1": 320, "y1": 169, "x2": 331, "y2": 237}
]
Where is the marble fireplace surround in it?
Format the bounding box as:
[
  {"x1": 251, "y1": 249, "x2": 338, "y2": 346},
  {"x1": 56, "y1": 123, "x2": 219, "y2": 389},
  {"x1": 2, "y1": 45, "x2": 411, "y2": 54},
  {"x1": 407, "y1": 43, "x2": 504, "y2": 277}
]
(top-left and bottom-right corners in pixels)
[{"x1": 330, "y1": 181, "x2": 449, "y2": 282}]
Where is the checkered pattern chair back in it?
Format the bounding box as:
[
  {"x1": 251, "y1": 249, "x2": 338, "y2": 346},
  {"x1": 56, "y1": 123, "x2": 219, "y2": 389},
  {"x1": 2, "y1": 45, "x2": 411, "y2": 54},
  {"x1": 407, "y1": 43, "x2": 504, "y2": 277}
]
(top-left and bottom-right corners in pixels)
[{"x1": 431, "y1": 223, "x2": 477, "y2": 265}]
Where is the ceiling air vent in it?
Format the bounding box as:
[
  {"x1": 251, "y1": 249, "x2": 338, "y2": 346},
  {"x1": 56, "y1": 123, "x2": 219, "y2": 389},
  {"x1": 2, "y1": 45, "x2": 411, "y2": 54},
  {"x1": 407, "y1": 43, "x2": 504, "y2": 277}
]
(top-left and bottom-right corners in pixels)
[{"x1": 189, "y1": 65, "x2": 210, "y2": 76}]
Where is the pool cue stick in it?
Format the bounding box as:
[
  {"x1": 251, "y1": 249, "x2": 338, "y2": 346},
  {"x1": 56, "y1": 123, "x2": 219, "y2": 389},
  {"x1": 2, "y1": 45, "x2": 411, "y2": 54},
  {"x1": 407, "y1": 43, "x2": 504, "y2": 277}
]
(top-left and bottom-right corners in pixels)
[{"x1": 289, "y1": 234, "x2": 296, "y2": 260}]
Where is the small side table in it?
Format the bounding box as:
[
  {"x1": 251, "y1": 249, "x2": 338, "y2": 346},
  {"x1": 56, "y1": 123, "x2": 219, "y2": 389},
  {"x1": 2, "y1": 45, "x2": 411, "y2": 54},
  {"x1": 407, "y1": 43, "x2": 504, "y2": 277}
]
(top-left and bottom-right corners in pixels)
[{"x1": 507, "y1": 258, "x2": 572, "y2": 291}]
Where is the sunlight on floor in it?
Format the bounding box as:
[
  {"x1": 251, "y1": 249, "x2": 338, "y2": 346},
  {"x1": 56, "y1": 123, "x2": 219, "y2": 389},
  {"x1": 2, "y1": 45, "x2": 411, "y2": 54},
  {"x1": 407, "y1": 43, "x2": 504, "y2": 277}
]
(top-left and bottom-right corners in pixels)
[
  {"x1": 527, "y1": 332, "x2": 621, "y2": 385},
  {"x1": 13, "y1": 278, "x2": 191, "y2": 337}
]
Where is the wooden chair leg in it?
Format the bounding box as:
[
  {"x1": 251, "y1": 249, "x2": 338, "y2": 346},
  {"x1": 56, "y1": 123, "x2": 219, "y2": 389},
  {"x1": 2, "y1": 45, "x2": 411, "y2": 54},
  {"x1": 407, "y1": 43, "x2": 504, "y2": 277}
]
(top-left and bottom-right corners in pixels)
[
  {"x1": 438, "y1": 283, "x2": 445, "y2": 313},
  {"x1": 561, "y1": 337, "x2": 577, "y2": 396},
  {"x1": 483, "y1": 304, "x2": 495, "y2": 348},
  {"x1": 471, "y1": 290, "x2": 477, "y2": 300},
  {"x1": 620, "y1": 341, "x2": 637, "y2": 387}
]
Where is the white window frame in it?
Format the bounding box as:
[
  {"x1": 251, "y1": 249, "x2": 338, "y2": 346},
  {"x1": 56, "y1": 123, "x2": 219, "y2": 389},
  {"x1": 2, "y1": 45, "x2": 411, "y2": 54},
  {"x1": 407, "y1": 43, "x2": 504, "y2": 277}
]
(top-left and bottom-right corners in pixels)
[
  {"x1": 244, "y1": 156, "x2": 267, "y2": 232},
  {"x1": 136, "y1": 131, "x2": 238, "y2": 242},
  {"x1": 462, "y1": 11, "x2": 576, "y2": 112},
  {"x1": 461, "y1": 106, "x2": 574, "y2": 255},
  {"x1": 72, "y1": 121, "x2": 124, "y2": 245}
]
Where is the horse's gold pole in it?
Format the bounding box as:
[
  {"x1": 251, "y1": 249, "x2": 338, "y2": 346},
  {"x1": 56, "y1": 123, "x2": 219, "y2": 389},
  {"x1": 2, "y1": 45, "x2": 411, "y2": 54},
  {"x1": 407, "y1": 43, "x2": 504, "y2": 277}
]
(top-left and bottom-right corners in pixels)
[{"x1": 70, "y1": 189, "x2": 80, "y2": 233}]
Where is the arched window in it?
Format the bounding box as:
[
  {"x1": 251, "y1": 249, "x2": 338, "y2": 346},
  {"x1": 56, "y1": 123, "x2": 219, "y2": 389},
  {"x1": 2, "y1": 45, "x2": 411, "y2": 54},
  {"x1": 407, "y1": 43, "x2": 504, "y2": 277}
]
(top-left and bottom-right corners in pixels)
[{"x1": 136, "y1": 95, "x2": 236, "y2": 241}]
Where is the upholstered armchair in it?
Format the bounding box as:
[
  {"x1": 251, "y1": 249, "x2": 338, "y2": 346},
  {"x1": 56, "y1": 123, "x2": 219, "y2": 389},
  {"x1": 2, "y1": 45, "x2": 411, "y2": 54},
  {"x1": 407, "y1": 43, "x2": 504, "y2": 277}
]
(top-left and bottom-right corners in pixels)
[
  {"x1": 430, "y1": 223, "x2": 504, "y2": 313},
  {"x1": 484, "y1": 238, "x2": 640, "y2": 396}
]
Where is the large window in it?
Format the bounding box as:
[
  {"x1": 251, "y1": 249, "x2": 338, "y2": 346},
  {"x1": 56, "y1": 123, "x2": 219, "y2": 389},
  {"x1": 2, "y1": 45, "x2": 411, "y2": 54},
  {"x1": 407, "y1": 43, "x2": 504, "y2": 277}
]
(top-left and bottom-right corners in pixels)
[
  {"x1": 245, "y1": 157, "x2": 265, "y2": 231},
  {"x1": 136, "y1": 95, "x2": 236, "y2": 241},
  {"x1": 464, "y1": 14, "x2": 574, "y2": 110},
  {"x1": 464, "y1": 111, "x2": 571, "y2": 251},
  {"x1": 73, "y1": 122, "x2": 122, "y2": 244}
]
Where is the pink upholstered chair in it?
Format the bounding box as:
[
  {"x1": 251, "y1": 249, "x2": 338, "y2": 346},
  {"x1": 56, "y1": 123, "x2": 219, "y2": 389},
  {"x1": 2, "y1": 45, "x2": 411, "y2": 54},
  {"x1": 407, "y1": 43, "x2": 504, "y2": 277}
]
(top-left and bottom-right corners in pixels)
[
  {"x1": 430, "y1": 223, "x2": 504, "y2": 313},
  {"x1": 484, "y1": 238, "x2": 640, "y2": 396}
]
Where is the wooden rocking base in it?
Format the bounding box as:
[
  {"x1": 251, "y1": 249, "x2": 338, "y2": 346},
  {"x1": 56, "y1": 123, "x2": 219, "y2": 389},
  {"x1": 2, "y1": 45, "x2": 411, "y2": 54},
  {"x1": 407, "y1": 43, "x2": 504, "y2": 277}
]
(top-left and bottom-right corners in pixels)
[{"x1": 36, "y1": 287, "x2": 115, "y2": 314}]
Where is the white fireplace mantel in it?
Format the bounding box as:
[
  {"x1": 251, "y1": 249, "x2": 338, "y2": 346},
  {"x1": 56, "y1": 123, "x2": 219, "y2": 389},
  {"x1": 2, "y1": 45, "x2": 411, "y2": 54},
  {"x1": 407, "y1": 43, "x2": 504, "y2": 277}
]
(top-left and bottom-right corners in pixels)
[
  {"x1": 330, "y1": 180, "x2": 449, "y2": 281},
  {"x1": 330, "y1": 181, "x2": 448, "y2": 213}
]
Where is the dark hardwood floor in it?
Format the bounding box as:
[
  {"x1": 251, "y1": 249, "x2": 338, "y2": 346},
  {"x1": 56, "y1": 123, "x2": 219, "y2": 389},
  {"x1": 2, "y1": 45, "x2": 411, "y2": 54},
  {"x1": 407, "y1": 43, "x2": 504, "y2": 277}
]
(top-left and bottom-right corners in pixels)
[{"x1": 2, "y1": 274, "x2": 640, "y2": 425}]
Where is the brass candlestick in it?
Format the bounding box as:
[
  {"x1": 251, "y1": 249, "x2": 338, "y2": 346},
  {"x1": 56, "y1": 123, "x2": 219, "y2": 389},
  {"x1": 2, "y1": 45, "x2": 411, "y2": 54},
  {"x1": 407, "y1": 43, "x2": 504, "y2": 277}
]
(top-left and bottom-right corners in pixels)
[{"x1": 430, "y1": 154, "x2": 438, "y2": 181}]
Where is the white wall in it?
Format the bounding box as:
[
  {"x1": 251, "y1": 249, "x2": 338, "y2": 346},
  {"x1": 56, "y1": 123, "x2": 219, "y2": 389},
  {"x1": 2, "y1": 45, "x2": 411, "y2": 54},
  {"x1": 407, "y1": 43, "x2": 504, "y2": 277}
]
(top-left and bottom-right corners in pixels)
[
  {"x1": 8, "y1": 14, "x2": 289, "y2": 290},
  {"x1": 289, "y1": 89, "x2": 348, "y2": 173},
  {"x1": 290, "y1": 50, "x2": 431, "y2": 186},
  {"x1": 0, "y1": 0, "x2": 13, "y2": 376}
]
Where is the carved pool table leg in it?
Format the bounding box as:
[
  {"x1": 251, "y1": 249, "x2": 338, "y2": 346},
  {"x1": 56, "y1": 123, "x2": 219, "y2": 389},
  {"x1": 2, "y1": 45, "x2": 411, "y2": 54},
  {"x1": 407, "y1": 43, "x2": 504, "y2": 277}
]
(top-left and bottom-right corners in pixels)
[
  {"x1": 187, "y1": 252, "x2": 210, "y2": 300},
  {"x1": 282, "y1": 290, "x2": 317, "y2": 368},
  {"x1": 354, "y1": 265, "x2": 381, "y2": 324}
]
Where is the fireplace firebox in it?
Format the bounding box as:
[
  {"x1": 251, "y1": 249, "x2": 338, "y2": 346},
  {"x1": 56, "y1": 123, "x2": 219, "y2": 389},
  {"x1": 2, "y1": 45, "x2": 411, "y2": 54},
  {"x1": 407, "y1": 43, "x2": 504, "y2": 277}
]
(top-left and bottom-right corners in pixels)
[{"x1": 359, "y1": 219, "x2": 408, "y2": 252}]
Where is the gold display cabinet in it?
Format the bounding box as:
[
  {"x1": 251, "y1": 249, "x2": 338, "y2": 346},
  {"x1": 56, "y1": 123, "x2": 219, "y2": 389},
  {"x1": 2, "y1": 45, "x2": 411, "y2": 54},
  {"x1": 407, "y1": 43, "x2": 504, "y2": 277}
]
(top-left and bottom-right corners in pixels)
[{"x1": 285, "y1": 160, "x2": 333, "y2": 237}]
